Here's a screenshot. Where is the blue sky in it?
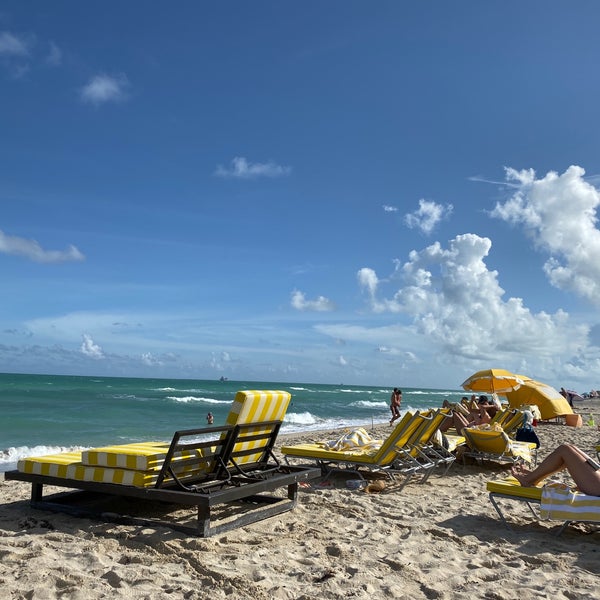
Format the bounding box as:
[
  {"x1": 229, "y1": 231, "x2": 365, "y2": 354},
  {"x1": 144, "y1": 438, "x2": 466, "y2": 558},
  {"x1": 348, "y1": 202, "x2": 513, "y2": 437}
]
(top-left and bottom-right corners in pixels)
[{"x1": 2, "y1": 2, "x2": 600, "y2": 391}]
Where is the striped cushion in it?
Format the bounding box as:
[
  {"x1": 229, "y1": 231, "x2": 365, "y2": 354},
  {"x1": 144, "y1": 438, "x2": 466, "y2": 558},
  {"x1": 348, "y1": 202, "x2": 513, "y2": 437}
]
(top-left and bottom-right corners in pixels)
[
  {"x1": 540, "y1": 482, "x2": 600, "y2": 522},
  {"x1": 18, "y1": 453, "x2": 161, "y2": 487},
  {"x1": 486, "y1": 477, "x2": 543, "y2": 500},
  {"x1": 83, "y1": 442, "x2": 174, "y2": 470},
  {"x1": 226, "y1": 390, "x2": 291, "y2": 465},
  {"x1": 226, "y1": 390, "x2": 291, "y2": 425}
]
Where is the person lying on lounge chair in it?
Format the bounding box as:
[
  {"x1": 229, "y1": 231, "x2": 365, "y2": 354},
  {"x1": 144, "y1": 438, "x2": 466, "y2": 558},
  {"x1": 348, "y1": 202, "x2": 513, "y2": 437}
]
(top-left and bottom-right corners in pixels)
[
  {"x1": 440, "y1": 404, "x2": 492, "y2": 433},
  {"x1": 511, "y1": 443, "x2": 600, "y2": 496}
]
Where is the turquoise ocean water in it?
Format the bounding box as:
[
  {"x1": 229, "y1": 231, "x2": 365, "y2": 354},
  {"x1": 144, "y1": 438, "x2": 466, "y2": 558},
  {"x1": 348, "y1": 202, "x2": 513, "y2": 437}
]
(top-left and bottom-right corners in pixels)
[{"x1": 0, "y1": 372, "x2": 464, "y2": 471}]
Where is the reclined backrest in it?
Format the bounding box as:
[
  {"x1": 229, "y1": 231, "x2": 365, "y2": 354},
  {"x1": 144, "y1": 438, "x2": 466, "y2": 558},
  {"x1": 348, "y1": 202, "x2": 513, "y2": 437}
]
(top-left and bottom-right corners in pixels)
[
  {"x1": 375, "y1": 411, "x2": 426, "y2": 464},
  {"x1": 224, "y1": 390, "x2": 291, "y2": 465},
  {"x1": 409, "y1": 409, "x2": 450, "y2": 448},
  {"x1": 501, "y1": 410, "x2": 525, "y2": 437},
  {"x1": 462, "y1": 428, "x2": 511, "y2": 454}
]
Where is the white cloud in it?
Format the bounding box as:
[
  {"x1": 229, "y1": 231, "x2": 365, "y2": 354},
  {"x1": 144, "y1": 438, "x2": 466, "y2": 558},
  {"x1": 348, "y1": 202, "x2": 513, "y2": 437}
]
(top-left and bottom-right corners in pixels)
[
  {"x1": 141, "y1": 352, "x2": 163, "y2": 366},
  {"x1": 291, "y1": 290, "x2": 335, "y2": 312},
  {"x1": 80, "y1": 334, "x2": 104, "y2": 359},
  {"x1": 338, "y1": 355, "x2": 347, "y2": 366},
  {"x1": 357, "y1": 233, "x2": 586, "y2": 365},
  {"x1": 383, "y1": 205, "x2": 398, "y2": 212},
  {"x1": 0, "y1": 31, "x2": 30, "y2": 56},
  {"x1": 80, "y1": 74, "x2": 129, "y2": 106},
  {"x1": 215, "y1": 156, "x2": 292, "y2": 179},
  {"x1": 491, "y1": 165, "x2": 600, "y2": 305},
  {"x1": 404, "y1": 199, "x2": 453, "y2": 235},
  {"x1": 0, "y1": 230, "x2": 85, "y2": 263}
]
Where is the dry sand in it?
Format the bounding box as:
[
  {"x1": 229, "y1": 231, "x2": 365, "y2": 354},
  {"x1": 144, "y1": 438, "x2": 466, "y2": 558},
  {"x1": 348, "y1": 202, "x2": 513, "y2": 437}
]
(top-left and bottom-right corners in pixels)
[{"x1": 1, "y1": 403, "x2": 599, "y2": 599}]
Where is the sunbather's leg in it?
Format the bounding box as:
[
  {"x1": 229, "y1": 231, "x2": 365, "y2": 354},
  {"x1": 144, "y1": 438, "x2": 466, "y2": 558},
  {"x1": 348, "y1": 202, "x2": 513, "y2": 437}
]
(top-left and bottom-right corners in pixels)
[
  {"x1": 511, "y1": 443, "x2": 600, "y2": 496},
  {"x1": 452, "y1": 411, "x2": 471, "y2": 431}
]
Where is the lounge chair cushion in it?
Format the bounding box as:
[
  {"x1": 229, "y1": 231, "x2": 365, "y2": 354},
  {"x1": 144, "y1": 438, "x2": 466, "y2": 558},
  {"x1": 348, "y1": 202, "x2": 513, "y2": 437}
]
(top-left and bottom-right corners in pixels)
[
  {"x1": 17, "y1": 452, "x2": 163, "y2": 487},
  {"x1": 463, "y1": 428, "x2": 536, "y2": 463},
  {"x1": 83, "y1": 442, "x2": 191, "y2": 470},
  {"x1": 540, "y1": 481, "x2": 600, "y2": 522},
  {"x1": 486, "y1": 477, "x2": 543, "y2": 501}
]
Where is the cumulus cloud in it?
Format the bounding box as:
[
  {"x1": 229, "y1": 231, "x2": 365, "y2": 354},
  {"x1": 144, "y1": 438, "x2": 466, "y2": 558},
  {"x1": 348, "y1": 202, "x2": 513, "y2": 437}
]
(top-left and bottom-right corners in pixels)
[
  {"x1": 291, "y1": 290, "x2": 335, "y2": 312},
  {"x1": 0, "y1": 230, "x2": 85, "y2": 263},
  {"x1": 80, "y1": 334, "x2": 104, "y2": 359},
  {"x1": 491, "y1": 165, "x2": 600, "y2": 305},
  {"x1": 141, "y1": 352, "x2": 164, "y2": 367},
  {"x1": 357, "y1": 233, "x2": 586, "y2": 363},
  {"x1": 0, "y1": 31, "x2": 30, "y2": 56},
  {"x1": 405, "y1": 199, "x2": 453, "y2": 235},
  {"x1": 215, "y1": 156, "x2": 291, "y2": 179},
  {"x1": 383, "y1": 205, "x2": 398, "y2": 212},
  {"x1": 80, "y1": 73, "x2": 129, "y2": 105}
]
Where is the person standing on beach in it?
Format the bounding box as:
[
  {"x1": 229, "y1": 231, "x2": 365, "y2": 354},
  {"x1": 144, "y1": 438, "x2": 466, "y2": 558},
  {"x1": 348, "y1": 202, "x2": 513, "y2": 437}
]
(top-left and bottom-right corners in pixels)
[
  {"x1": 206, "y1": 412, "x2": 214, "y2": 425},
  {"x1": 389, "y1": 388, "x2": 402, "y2": 424}
]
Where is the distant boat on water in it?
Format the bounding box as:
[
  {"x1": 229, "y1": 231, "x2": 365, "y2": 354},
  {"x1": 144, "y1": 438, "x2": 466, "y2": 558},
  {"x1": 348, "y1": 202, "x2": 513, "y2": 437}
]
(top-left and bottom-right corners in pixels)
[{"x1": 219, "y1": 376, "x2": 229, "y2": 382}]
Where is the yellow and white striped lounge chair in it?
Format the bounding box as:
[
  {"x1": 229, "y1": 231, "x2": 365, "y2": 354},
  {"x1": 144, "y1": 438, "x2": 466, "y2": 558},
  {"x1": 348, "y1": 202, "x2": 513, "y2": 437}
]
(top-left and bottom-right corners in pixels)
[
  {"x1": 461, "y1": 427, "x2": 538, "y2": 466},
  {"x1": 6, "y1": 390, "x2": 320, "y2": 537},
  {"x1": 487, "y1": 477, "x2": 600, "y2": 534},
  {"x1": 406, "y1": 409, "x2": 457, "y2": 475},
  {"x1": 281, "y1": 411, "x2": 436, "y2": 490}
]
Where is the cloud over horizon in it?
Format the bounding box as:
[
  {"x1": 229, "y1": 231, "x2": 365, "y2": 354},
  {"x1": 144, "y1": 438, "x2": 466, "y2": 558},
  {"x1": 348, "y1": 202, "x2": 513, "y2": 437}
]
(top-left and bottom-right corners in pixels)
[{"x1": 0, "y1": 230, "x2": 85, "y2": 263}]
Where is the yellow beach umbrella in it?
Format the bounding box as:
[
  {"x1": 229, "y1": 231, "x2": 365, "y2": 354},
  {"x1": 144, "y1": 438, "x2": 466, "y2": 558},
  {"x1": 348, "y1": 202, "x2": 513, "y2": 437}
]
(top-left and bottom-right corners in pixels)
[
  {"x1": 461, "y1": 368, "x2": 523, "y2": 395},
  {"x1": 505, "y1": 377, "x2": 573, "y2": 420}
]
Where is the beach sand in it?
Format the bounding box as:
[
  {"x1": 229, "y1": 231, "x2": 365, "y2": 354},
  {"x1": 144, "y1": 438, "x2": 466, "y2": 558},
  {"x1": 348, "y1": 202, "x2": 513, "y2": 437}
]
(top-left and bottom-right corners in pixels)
[{"x1": 1, "y1": 404, "x2": 599, "y2": 599}]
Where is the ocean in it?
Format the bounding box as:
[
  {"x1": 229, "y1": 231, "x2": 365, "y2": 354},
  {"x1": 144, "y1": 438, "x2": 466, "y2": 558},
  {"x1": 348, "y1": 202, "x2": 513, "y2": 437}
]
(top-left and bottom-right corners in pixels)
[{"x1": 0, "y1": 372, "x2": 464, "y2": 472}]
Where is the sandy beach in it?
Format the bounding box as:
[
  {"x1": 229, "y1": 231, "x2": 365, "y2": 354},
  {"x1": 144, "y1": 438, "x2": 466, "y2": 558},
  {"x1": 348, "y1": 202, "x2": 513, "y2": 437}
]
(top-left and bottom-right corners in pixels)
[{"x1": 1, "y1": 404, "x2": 599, "y2": 599}]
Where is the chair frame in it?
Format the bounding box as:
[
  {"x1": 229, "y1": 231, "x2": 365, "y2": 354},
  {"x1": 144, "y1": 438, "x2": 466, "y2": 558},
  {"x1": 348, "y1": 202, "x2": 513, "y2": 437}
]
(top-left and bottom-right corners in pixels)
[
  {"x1": 487, "y1": 488, "x2": 599, "y2": 535},
  {"x1": 6, "y1": 421, "x2": 320, "y2": 537},
  {"x1": 461, "y1": 428, "x2": 538, "y2": 467},
  {"x1": 282, "y1": 411, "x2": 436, "y2": 490}
]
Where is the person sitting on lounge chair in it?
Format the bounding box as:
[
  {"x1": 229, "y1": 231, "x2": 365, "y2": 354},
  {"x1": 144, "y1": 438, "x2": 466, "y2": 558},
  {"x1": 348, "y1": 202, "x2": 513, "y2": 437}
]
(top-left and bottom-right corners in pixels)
[{"x1": 511, "y1": 443, "x2": 600, "y2": 496}]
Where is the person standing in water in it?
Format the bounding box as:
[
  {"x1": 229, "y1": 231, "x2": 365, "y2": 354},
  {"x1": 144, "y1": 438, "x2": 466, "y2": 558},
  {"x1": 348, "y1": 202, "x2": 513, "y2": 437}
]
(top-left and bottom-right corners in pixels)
[{"x1": 389, "y1": 388, "x2": 402, "y2": 424}]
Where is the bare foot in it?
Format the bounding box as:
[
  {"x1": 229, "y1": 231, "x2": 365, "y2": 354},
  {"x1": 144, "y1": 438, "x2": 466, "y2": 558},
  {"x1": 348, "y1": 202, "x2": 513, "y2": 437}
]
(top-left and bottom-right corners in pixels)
[{"x1": 511, "y1": 464, "x2": 533, "y2": 486}]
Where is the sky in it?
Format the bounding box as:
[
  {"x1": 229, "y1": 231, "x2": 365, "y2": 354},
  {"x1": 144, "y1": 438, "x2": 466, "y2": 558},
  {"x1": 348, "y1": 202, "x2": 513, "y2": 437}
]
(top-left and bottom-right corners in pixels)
[{"x1": 2, "y1": 2, "x2": 600, "y2": 392}]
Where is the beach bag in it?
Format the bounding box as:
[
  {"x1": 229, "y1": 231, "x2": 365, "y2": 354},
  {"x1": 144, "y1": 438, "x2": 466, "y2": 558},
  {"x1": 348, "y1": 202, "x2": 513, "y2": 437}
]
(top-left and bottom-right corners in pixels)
[{"x1": 515, "y1": 424, "x2": 540, "y2": 448}]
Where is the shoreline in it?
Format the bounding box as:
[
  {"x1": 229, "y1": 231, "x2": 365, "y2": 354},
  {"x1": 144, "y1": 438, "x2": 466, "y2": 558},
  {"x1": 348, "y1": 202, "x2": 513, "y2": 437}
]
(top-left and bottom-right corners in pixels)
[{"x1": 1, "y1": 410, "x2": 599, "y2": 598}]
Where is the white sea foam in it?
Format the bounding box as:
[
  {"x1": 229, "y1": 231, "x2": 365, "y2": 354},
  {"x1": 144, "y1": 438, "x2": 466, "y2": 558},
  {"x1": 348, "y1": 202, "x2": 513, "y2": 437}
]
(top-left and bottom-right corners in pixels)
[
  {"x1": 0, "y1": 445, "x2": 88, "y2": 472},
  {"x1": 166, "y1": 396, "x2": 229, "y2": 404},
  {"x1": 351, "y1": 400, "x2": 388, "y2": 408}
]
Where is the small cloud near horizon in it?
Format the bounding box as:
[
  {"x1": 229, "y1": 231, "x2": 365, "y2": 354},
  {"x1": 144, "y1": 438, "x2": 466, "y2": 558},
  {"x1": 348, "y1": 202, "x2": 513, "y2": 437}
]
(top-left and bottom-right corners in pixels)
[
  {"x1": 80, "y1": 334, "x2": 104, "y2": 359},
  {"x1": 215, "y1": 156, "x2": 292, "y2": 179},
  {"x1": 291, "y1": 290, "x2": 335, "y2": 312},
  {"x1": 0, "y1": 229, "x2": 85, "y2": 263}
]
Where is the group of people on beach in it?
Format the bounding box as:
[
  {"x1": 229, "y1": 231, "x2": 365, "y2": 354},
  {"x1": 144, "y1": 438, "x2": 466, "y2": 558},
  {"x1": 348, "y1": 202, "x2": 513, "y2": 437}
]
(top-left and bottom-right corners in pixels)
[
  {"x1": 389, "y1": 387, "x2": 600, "y2": 497},
  {"x1": 439, "y1": 394, "x2": 500, "y2": 432},
  {"x1": 446, "y1": 393, "x2": 600, "y2": 496}
]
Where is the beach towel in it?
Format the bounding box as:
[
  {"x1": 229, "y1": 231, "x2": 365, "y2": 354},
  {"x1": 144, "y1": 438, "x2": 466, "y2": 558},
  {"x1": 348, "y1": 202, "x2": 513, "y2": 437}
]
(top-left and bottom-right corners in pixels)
[
  {"x1": 322, "y1": 428, "x2": 382, "y2": 453},
  {"x1": 540, "y1": 482, "x2": 600, "y2": 522}
]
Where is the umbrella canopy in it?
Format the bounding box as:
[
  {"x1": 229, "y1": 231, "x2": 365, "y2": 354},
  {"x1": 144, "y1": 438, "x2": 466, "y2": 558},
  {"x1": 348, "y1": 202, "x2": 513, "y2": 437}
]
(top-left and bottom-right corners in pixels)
[
  {"x1": 461, "y1": 369, "x2": 524, "y2": 394},
  {"x1": 505, "y1": 377, "x2": 573, "y2": 420}
]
